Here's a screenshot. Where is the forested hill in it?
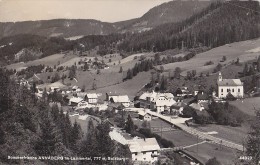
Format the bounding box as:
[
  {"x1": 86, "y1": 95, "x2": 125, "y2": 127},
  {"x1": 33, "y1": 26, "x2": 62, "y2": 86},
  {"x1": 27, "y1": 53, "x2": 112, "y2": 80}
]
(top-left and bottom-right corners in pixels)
[
  {"x1": 118, "y1": 1, "x2": 260, "y2": 52},
  {"x1": 115, "y1": 0, "x2": 210, "y2": 33},
  {"x1": 0, "y1": 69, "x2": 131, "y2": 164},
  {"x1": 0, "y1": 19, "x2": 117, "y2": 39}
]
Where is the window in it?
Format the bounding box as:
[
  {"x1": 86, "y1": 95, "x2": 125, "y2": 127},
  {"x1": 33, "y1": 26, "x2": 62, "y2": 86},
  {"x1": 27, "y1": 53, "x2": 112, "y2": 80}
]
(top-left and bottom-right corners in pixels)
[
  {"x1": 227, "y1": 89, "x2": 229, "y2": 92},
  {"x1": 221, "y1": 89, "x2": 223, "y2": 92},
  {"x1": 238, "y1": 88, "x2": 240, "y2": 92},
  {"x1": 135, "y1": 153, "x2": 137, "y2": 155},
  {"x1": 232, "y1": 89, "x2": 234, "y2": 92}
]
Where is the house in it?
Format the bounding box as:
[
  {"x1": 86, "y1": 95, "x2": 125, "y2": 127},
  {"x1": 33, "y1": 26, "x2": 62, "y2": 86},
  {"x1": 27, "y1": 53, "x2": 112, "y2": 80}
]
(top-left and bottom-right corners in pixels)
[
  {"x1": 128, "y1": 138, "x2": 160, "y2": 163},
  {"x1": 50, "y1": 86, "x2": 60, "y2": 92},
  {"x1": 72, "y1": 86, "x2": 81, "y2": 92},
  {"x1": 86, "y1": 93, "x2": 98, "y2": 104},
  {"x1": 139, "y1": 91, "x2": 176, "y2": 113},
  {"x1": 106, "y1": 93, "x2": 131, "y2": 107},
  {"x1": 196, "y1": 91, "x2": 209, "y2": 103},
  {"x1": 138, "y1": 111, "x2": 152, "y2": 121},
  {"x1": 69, "y1": 97, "x2": 83, "y2": 106},
  {"x1": 77, "y1": 101, "x2": 89, "y2": 107},
  {"x1": 217, "y1": 72, "x2": 244, "y2": 99}
]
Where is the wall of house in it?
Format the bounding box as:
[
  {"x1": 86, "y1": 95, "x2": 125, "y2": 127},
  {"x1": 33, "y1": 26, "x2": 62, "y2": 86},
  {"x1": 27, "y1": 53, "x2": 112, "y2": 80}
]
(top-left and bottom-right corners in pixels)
[
  {"x1": 218, "y1": 86, "x2": 244, "y2": 98},
  {"x1": 132, "y1": 150, "x2": 158, "y2": 162},
  {"x1": 88, "y1": 98, "x2": 97, "y2": 104}
]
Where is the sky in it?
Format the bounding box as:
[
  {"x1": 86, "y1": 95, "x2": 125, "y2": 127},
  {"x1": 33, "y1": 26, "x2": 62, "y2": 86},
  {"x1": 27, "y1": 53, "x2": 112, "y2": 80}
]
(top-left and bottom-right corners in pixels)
[{"x1": 0, "y1": 0, "x2": 173, "y2": 23}]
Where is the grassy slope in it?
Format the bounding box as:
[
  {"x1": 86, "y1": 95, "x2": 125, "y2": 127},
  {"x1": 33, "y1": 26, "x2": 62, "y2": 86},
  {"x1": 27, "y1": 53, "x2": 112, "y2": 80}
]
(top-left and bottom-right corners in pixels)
[
  {"x1": 229, "y1": 97, "x2": 260, "y2": 117},
  {"x1": 6, "y1": 53, "x2": 76, "y2": 71},
  {"x1": 159, "y1": 38, "x2": 260, "y2": 76}
]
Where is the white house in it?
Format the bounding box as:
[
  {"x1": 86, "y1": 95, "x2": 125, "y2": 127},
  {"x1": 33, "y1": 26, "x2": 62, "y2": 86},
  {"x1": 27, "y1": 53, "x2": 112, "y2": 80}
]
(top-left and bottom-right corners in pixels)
[
  {"x1": 138, "y1": 111, "x2": 153, "y2": 121},
  {"x1": 217, "y1": 72, "x2": 244, "y2": 99},
  {"x1": 128, "y1": 138, "x2": 160, "y2": 163},
  {"x1": 86, "y1": 93, "x2": 98, "y2": 104},
  {"x1": 69, "y1": 97, "x2": 83, "y2": 106},
  {"x1": 107, "y1": 94, "x2": 131, "y2": 107},
  {"x1": 139, "y1": 91, "x2": 176, "y2": 113}
]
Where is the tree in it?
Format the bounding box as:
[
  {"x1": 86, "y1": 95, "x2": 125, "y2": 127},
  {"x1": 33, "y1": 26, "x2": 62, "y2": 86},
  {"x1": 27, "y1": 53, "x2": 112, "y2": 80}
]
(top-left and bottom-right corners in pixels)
[
  {"x1": 205, "y1": 157, "x2": 222, "y2": 165},
  {"x1": 236, "y1": 57, "x2": 240, "y2": 65},
  {"x1": 160, "y1": 66, "x2": 164, "y2": 73},
  {"x1": 191, "y1": 70, "x2": 196, "y2": 78},
  {"x1": 243, "y1": 63, "x2": 249, "y2": 76},
  {"x1": 34, "y1": 114, "x2": 62, "y2": 156},
  {"x1": 79, "y1": 119, "x2": 98, "y2": 157},
  {"x1": 97, "y1": 69, "x2": 100, "y2": 74},
  {"x1": 222, "y1": 56, "x2": 227, "y2": 62},
  {"x1": 174, "y1": 67, "x2": 181, "y2": 79},
  {"x1": 119, "y1": 66, "x2": 123, "y2": 73},
  {"x1": 257, "y1": 56, "x2": 260, "y2": 72},
  {"x1": 246, "y1": 110, "x2": 260, "y2": 164},
  {"x1": 92, "y1": 82, "x2": 97, "y2": 90},
  {"x1": 186, "y1": 71, "x2": 192, "y2": 80},
  {"x1": 125, "y1": 115, "x2": 135, "y2": 134},
  {"x1": 160, "y1": 75, "x2": 168, "y2": 91}
]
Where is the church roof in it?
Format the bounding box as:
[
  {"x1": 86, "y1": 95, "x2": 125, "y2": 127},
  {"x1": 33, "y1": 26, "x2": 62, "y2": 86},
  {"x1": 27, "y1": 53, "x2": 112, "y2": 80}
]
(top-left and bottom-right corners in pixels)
[{"x1": 218, "y1": 79, "x2": 243, "y2": 86}]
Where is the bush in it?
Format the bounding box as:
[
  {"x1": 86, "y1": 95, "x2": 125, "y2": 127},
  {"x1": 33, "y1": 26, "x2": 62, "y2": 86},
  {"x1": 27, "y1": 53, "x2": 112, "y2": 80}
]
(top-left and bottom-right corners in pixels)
[{"x1": 204, "y1": 61, "x2": 214, "y2": 66}]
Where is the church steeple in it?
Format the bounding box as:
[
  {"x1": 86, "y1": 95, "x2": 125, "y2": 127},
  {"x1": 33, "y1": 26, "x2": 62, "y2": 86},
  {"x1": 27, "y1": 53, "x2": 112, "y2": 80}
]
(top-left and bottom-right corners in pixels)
[{"x1": 218, "y1": 72, "x2": 223, "y2": 81}]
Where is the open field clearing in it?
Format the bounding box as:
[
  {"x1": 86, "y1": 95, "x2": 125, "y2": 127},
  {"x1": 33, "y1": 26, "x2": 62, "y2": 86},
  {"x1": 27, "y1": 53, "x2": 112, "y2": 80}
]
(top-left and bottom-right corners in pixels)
[
  {"x1": 64, "y1": 70, "x2": 123, "y2": 90},
  {"x1": 95, "y1": 71, "x2": 151, "y2": 100},
  {"x1": 159, "y1": 38, "x2": 260, "y2": 75},
  {"x1": 107, "y1": 52, "x2": 154, "y2": 66},
  {"x1": 148, "y1": 118, "x2": 240, "y2": 165},
  {"x1": 6, "y1": 53, "x2": 76, "y2": 71},
  {"x1": 193, "y1": 124, "x2": 249, "y2": 145},
  {"x1": 230, "y1": 97, "x2": 260, "y2": 116},
  {"x1": 185, "y1": 142, "x2": 240, "y2": 165}
]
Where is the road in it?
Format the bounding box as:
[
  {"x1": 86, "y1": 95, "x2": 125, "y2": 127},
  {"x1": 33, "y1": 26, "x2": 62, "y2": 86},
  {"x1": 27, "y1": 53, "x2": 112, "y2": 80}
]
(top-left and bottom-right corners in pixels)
[{"x1": 145, "y1": 109, "x2": 244, "y2": 151}]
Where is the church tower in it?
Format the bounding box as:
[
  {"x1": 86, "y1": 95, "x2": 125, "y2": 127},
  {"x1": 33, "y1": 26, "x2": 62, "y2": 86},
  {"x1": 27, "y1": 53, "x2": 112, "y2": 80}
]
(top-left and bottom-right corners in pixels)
[{"x1": 218, "y1": 72, "x2": 223, "y2": 81}]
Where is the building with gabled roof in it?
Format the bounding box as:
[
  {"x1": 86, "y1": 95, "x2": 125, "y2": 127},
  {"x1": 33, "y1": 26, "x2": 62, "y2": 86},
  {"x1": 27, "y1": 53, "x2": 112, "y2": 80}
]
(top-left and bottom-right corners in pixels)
[
  {"x1": 86, "y1": 93, "x2": 98, "y2": 104},
  {"x1": 106, "y1": 93, "x2": 131, "y2": 107},
  {"x1": 139, "y1": 91, "x2": 176, "y2": 113},
  {"x1": 217, "y1": 72, "x2": 243, "y2": 99},
  {"x1": 128, "y1": 138, "x2": 160, "y2": 163}
]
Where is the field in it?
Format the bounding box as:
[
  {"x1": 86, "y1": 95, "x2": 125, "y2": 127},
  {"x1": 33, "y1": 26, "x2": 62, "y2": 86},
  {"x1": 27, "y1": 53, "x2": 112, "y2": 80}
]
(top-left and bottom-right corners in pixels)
[
  {"x1": 149, "y1": 119, "x2": 242, "y2": 164},
  {"x1": 229, "y1": 97, "x2": 260, "y2": 116},
  {"x1": 158, "y1": 38, "x2": 260, "y2": 75},
  {"x1": 95, "y1": 71, "x2": 151, "y2": 100},
  {"x1": 6, "y1": 53, "x2": 76, "y2": 71},
  {"x1": 193, "y1": 124, "x2": 249, "y2": 145},
  {"x1": 184, "y1": 142, "x2": 241, "y2": 165}
]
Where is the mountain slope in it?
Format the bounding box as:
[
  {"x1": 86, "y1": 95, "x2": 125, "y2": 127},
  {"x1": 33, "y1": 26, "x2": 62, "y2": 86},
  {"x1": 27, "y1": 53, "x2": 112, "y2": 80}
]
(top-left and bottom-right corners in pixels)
[
  {"x1": 0, "y1": 19, "x2": 117, "y2": 39},
  {"x1": 118, "y1": 1, "x2": 260, "y2": 52},
  {"x1": 116, "y1": 0, "x2": 211, "y2": 33},
  {"x1": 0, "y1": 1, "x2": 211, "y2": 38}
]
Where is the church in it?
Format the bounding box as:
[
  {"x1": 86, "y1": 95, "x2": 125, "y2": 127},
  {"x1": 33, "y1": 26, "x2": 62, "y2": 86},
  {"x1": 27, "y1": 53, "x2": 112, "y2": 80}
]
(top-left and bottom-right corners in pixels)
[{"x1": 217, "y1": 72, "x2": 244, "y2": 99}]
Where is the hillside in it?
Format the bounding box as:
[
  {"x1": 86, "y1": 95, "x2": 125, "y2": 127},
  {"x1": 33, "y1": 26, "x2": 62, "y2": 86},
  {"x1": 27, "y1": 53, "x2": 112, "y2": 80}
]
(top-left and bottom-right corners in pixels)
[
  {"x1": 159, "y1": 37, "x2": 260, "y2": 75},
  {"x1": 116, "y1": 0, "x2": 211, "y2": 33},
  {"x1": 119, "y1": 1, "x2": 260, "y2": 52},
  {"x1": 0, "y1": 1, "x2": 211, "y2": 39},
  {"x1": 0, "y1": 19, "x2": 117, "y2": 39}
]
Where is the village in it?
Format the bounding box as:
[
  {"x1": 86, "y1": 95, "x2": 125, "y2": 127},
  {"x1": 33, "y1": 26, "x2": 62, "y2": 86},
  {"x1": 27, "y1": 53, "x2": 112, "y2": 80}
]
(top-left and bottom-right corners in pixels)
[
  {"x1": 1, "y1": 1, "x2": 260, "y2": 164},
  {"x1": 15, "y1": 62, "x2": 258, "y2": 164}
]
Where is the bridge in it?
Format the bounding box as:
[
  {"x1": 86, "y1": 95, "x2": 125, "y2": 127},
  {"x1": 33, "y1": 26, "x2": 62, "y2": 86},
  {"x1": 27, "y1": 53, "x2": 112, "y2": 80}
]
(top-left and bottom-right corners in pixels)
[{"x1": 145, "y1": 110, "x2": 244, "y2": 151}]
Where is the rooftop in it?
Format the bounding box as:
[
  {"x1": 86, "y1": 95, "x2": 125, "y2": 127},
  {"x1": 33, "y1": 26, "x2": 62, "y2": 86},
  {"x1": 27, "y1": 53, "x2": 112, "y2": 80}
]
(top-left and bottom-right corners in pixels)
[
  {"x1": 128, "y1": 138, "x2": 160, "y2": 153},
  {"x1": 218, "y1": 79, "x2": 243, "y2": 86}
]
